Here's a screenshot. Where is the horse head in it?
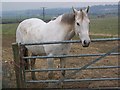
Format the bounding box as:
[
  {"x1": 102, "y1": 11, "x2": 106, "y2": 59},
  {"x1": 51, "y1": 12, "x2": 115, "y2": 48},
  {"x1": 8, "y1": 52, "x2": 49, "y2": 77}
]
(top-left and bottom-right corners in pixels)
[{"x1": 72, "y1": 6, "x2": 91, "y2": 47}]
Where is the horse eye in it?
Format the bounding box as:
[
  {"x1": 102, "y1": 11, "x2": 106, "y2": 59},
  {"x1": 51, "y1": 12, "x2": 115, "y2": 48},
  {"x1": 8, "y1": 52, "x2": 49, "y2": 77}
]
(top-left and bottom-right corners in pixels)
[{"x1": 77, "y1": 22, "x2": 80, "y2": 26}]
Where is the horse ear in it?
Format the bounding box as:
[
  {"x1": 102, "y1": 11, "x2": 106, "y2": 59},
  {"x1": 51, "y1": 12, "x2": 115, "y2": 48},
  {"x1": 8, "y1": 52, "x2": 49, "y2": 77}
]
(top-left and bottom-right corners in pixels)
[
  {"x1": 85, "y1": 6, "x2": 90, "y2": 13},
  {"x1": 72, "y1": 7, "x2": 77, "y2": 15},
  {"x1": 80, "y1": 9, "x2": 82, "y2": 12}
]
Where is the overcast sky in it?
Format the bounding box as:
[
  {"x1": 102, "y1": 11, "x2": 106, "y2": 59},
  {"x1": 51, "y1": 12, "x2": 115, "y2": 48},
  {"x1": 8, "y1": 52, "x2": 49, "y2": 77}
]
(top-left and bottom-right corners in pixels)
[
  {"x1": 1, "y1": 1, "x2": 118, "y2": 12},
  {"x1": 1, "y1": 0, "x2": 119, "y2": 2}
]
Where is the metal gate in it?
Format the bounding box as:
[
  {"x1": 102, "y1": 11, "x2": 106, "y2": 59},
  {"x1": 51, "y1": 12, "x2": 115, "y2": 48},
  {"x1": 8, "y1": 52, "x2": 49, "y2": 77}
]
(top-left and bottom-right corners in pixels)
[{"x1": 12, "y1": 38, "x2": 120, "y2": 88}]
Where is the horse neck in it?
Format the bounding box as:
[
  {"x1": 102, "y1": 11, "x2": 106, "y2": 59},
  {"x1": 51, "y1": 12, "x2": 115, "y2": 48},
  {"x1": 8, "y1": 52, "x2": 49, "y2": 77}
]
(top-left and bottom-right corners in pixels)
[
  {"x1": 60, "y1": 13, "x2": 76, "y2": 40},
  {"x1": 64, "y1": 30, "x2": 75, "y2": 40},
  {"x1": 61, "y1": 23, "x2": 75, "y2": 40},
  {"x1": 51, "y1": 14, "x2": 75, "y2": 40}
]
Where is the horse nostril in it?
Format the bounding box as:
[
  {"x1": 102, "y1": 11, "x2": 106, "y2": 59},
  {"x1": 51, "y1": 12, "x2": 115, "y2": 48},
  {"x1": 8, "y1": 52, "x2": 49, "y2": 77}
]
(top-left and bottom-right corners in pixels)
[{"x1": 83, "y1": 40, "x2": 87, "y2": 45}]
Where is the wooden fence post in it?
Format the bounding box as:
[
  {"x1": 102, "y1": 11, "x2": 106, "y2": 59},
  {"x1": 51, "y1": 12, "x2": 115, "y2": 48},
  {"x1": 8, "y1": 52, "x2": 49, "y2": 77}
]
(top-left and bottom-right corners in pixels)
[{"x1": 12, "y1": 43, "x2": 25, "y2": 88}]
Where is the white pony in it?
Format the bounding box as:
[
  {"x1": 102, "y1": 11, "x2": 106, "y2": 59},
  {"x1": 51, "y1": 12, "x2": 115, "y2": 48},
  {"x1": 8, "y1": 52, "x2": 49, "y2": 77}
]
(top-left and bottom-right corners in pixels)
[{"x1": 16, "y1": 7, "x2": 91, "y2": 80}]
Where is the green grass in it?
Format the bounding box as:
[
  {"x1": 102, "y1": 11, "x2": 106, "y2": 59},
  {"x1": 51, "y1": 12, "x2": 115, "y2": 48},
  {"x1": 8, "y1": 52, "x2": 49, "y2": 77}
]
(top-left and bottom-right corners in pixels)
[
  {"x1": 90, "y1": 16, "x2": 118, "y2": 35},
  {"x1": 73, "y1": 34, "x2": 116, "y2": 40},
  {"x1": 2, "y1": 23, "x2": 19, "y2": 35}
]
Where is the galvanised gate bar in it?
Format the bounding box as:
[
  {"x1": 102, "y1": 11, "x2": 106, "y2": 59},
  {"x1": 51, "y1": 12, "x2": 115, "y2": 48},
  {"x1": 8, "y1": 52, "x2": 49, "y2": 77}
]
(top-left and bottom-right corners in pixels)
[{"x1": 12, "y1": 38, "x2": 120, "y2": 88}]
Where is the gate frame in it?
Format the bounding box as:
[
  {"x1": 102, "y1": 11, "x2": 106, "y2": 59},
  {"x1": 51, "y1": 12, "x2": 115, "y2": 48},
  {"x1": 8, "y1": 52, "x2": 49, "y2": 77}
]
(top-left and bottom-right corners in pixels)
[{"x1": 12, "y1": 38, "x2": 120, "y2": 88}]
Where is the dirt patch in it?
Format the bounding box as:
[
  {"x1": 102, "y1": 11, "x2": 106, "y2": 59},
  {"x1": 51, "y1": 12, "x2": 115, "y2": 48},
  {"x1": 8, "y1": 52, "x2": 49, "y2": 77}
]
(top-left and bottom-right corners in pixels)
[{"x1": 2, "y1": 35, "x2": 119, "y2": 88}]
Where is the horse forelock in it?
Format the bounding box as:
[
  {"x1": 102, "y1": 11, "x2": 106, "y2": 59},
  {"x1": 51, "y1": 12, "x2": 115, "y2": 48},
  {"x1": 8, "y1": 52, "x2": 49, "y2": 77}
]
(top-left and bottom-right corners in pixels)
[
  {"x1": 80, "y1": 10, "x2": 88, "y2": 21},
  {"x1": 81, "y1": 11, "x2": 84, "y2": 21},
  {"x1": 61, "y1": 13, "x2": 75, "y2": 25}
]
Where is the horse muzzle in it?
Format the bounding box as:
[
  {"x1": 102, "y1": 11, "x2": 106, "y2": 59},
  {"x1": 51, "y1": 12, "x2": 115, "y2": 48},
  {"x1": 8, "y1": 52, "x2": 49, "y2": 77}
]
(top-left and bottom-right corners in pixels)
[{"x1": 82, "y1": 40, "x2": 90, "y2": 47}]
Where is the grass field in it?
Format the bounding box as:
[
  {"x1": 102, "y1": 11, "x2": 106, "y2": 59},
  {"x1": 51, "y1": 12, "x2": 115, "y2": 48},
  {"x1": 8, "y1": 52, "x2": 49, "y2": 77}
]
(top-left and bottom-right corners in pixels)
[
  {"x1": 2, "y1": 23, "x2": 18, "y2": 35},
  {"x1": 90, "y1": 16, "x2": 118, "y2": 35}
]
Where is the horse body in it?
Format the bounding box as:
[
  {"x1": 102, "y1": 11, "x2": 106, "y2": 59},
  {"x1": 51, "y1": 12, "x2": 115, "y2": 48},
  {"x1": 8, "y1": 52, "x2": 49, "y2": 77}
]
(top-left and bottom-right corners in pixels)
[{"x1": 16, "y1": 16, "x2": 72, "y2": 55}]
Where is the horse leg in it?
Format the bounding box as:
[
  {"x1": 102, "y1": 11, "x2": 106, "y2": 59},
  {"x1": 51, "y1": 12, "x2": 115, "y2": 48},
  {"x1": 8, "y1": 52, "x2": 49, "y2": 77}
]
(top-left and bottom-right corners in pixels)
[
  {"x1": 60, "y1": 57, "x2": 66, "y2": 88},
  {"x1": 47, "y1": 58, "x2": 54, "y2": 79},
  {"x1": 31, "y1": 55, "x2": 37, "y2": 80},
  {"x1": 23, "y1": 47, "x2": 29, "y2": 70},
  {"x1": 47, "y1": 54, "x2": 54, "y2": 88}
]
